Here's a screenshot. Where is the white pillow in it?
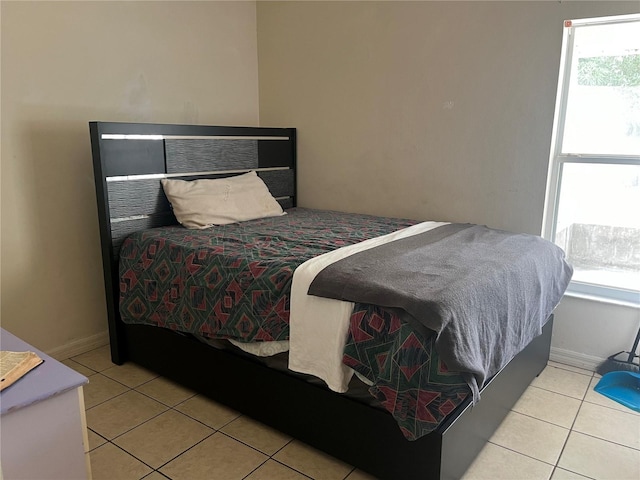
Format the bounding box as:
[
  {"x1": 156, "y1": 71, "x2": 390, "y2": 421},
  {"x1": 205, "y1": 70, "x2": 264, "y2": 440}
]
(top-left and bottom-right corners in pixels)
[{"x1": 161, "y1": 171, "x2": 284, "y2": 229}]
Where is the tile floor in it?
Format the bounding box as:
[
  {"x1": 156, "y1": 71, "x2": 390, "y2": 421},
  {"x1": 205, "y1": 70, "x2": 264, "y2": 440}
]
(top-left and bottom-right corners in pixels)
[{"x1": 64, "y1": 346, "x2": 640, "y2": 480}]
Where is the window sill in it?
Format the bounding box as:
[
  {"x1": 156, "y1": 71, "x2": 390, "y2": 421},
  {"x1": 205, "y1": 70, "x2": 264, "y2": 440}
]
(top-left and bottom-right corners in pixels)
[{"x1": 564, "y1": 289, "x2": 640, "y2": 309}]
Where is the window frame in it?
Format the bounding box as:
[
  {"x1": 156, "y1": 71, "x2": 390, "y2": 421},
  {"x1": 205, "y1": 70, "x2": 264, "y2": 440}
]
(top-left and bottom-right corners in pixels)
[{"x1": 542, "y1": 13, "x2": 640, "y2": 307}]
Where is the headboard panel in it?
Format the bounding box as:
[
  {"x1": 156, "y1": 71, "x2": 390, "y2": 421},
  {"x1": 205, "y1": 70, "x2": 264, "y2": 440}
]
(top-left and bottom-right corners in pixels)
[
  {"x1": 165, "y1": 139, "x2": 259, "y2": 172},
  {"x1": 107, "y1": 178, "x2": 172, "y2": 219},
  {"x1": 100, "y1": 139, "x2": 166, "y2": 177},
  {"x1": 89, "y1": 121, "x2": 297, "y2": 362}
]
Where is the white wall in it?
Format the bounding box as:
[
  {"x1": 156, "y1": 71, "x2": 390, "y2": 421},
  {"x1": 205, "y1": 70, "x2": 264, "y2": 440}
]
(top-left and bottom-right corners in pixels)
[
  {"x1": 552, "y1": 297, "x2": 639, "y2": 369},
  {"x1": 257, "y1": 1, "x2": 640, "y2": 369},
  {"x1": 1, "y1": 1, "x2": 260, "y2": 355}
]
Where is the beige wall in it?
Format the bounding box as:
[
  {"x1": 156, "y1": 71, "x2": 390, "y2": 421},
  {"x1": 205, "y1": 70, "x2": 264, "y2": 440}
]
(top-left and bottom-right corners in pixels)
[
  {"x1": 1, "y1": 1, "x2": 260, "y2": 352},
  {"x1": 258, "y1": 1, "x2": 639, "y2": 235},
  {"x1": 257, "y1": 1, "x2": 640, "y2": 366}
]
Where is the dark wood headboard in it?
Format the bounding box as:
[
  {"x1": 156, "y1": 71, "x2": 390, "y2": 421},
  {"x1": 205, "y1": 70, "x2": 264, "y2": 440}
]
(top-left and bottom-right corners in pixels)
[{"x1": 89, "y1": 121, "x2": 297, "y2": 362}]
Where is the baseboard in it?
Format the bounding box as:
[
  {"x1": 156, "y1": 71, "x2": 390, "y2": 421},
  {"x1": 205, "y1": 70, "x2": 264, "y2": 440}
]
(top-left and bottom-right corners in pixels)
[
  {"x1": 46, "y1": 331, "x2": 109, "y2": 361},
  {"x1": 549, "y1": 346, "x2": 602, "y2": 372}
]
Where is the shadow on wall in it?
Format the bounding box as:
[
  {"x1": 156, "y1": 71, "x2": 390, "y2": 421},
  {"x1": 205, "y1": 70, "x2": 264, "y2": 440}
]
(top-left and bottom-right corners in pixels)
[{"x1": 2, "y1": 110, "x2": 107, "y2": 345}]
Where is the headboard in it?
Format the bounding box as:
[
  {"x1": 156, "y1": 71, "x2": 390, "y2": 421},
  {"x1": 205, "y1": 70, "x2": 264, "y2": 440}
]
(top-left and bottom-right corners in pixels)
[{"x1": 89, "y1": 121, "x2": 297, "y2": 362}]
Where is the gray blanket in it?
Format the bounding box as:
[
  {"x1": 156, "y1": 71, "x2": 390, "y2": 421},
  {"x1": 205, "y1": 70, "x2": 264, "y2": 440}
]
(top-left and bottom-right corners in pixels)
[{"x1": 308, "y1": 223, "x2": 573, "y2": 401}]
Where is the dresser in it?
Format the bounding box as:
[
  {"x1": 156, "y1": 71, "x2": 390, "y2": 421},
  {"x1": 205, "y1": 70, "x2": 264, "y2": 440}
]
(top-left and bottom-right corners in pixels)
[{"x1": 0, "y1": 329, "x2": 91, "y2": 479}]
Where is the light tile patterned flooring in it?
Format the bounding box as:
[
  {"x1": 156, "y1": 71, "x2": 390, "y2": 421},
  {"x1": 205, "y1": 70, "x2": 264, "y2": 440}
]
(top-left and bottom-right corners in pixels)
[{"x1": 65, "y1": 346, "x2": 640, "y2": 480}]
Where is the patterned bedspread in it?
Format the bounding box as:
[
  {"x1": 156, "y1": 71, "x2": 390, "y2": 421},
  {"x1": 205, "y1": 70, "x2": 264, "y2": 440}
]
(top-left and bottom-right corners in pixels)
[
  {"x1": 344, "y1": 304, "x2": 469, "y2": 440},
  {"x1": 119, "y1": 207, "x2": 470, "y2": 439},
  {"x1": 119, "y1": 208, "x2": 415, "y2": 341}
]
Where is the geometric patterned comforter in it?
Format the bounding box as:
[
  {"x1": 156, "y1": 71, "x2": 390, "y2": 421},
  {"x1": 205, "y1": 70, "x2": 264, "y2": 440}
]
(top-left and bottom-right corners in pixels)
[
  {"x1": 119, "y1": 207, "x2": 469, "y2": 439},
  {"x1": 119, "y1": 208, "x2": 416, "y2": 341},
  {"x1": 344, "y1": 304, "x2": 469, "y2": 440}
]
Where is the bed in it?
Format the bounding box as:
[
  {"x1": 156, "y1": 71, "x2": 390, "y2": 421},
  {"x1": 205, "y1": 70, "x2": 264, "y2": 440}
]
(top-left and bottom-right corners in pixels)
[{"x1": 90, "y1": 121, "x2": 570, "y2": 480}]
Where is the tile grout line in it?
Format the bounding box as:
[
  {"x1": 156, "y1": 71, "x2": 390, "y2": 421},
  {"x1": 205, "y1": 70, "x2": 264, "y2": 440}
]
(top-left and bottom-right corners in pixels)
[
  {"x1": 239, "y1": 455, "x2": 316, "y2": 480},
  {"x1": 240, "y1": 457, "x2": 271, "y2": 480},
  {"x1": 131, "y1": 387, "x2": 197, "y2": 409},
  {"x1": 106, "y1": 440, "x2": 157, "y2": 474},
  {"x1": 547, "y1": 362, "x2": 596, "y2": 377},
  {"x1": 551, "y1": 396, "x2": 586, "y2": 480},
  {"x1": 86, "y1": 427, "x2": 109, "y2": 452},
  {"x1": 102, "y1": 373, "x2": 160, "y2": 391},
  {"x1": 581, "y1": 397, "x2": 640, "y2": 419},
  {"x1": 571, "y1": 429, "x2": 640, "y2": 453},
  {"x1": 485, "y1": 439, "x2": 557, "y2": 468},
  {"x1": 84, "y1": 373, "x2": 132, "y2": 410},
  {"x1": 531, "y1": 384, "x2": 590, "y2": 403},
  {"x1": 509, "y1": 408, "x2": 577, "y2": 431},
  {"x1": 168, "y1": 401, "x2": 241, "y2": 431},
  {"x1": 151, "y1": 430, "x2": 218, "y2": 474}
]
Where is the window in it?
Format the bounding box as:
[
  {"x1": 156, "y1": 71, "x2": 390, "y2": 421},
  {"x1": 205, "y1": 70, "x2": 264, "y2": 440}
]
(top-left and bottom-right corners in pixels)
[{"x1": 543, "y1": 14, "x2": 640, "y2": 306}]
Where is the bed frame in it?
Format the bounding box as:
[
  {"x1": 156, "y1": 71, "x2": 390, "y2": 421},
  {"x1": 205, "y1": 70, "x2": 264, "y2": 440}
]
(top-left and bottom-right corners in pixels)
[{"x1": 90, "y1": 121, "x2": 552, "y2": 480}]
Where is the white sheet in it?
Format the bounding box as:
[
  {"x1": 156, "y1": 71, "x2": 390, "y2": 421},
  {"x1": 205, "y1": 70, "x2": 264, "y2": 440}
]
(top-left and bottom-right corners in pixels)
[
  {"x1": 288, "y1": 220, "x2": 448, "y2": 392},
  {"x1": 228, "y1": 339, "x2": 290, "y2": 357}
]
